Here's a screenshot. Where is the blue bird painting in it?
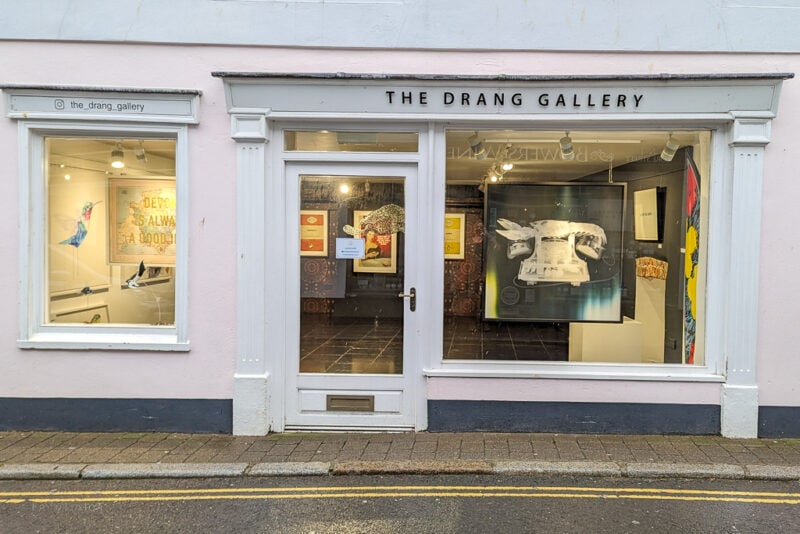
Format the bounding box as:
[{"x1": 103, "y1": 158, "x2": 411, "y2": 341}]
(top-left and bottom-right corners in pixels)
[{"x1": 60, "y1": 201, "x2": 101, "y2": 248}]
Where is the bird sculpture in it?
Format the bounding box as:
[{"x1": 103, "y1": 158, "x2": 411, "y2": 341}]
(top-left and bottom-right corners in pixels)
[
  {"x1": 126, "y1": 261, "x2": 146, "y2": 288},
  {"x1": 60, "y1": 201, "x2": 102, "y2": 248}
]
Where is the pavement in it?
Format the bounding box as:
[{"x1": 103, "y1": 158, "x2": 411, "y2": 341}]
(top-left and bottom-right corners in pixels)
[{"x1": 2, "y1": 431, "x2": 800, "y2": 481}]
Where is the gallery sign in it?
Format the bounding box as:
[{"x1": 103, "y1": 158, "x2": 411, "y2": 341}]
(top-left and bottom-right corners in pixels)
[
  {"x1": 218, "y1": 74, "x2": 788, "y2": 117},
  {"x1": 2, "y1": 86, "x2": 200, "y2": 123},
  {"x1": 383, "y1": 89, "x2": 644, "y2": 110}
]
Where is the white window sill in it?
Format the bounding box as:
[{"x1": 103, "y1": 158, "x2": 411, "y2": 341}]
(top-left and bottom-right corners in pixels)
[
  {"x1": 424, "y1": 362, "x2": 724, "y2": 382},
  {"x1": 18, "y1": 332, "x2": 190, "y2": 352}
]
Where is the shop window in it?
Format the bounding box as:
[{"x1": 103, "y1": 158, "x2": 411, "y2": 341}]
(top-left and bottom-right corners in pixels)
[
  {"x1": 20, "y1": 127, "x2": 188, "y2": 350},
  {"x1": 443, "y1": 129, "x2": 709, "y2": 365},
  {"x1": 285, "y1": 130, "x2": 418, "y2": 152}
]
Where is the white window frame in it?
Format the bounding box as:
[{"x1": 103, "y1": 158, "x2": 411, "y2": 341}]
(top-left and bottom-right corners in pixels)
[{"x1": 17, "y1": 120, "x2": 190, "y2": 351}]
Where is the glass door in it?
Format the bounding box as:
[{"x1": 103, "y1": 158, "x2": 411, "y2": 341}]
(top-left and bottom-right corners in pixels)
[{"x1": 285, "y1": 162, "x2": 418, "y2": 429}]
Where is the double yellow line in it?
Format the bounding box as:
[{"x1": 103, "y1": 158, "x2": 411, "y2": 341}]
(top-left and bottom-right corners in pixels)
[{"x1": 1, "y1": 485, "x2": 799, "y2": 505}]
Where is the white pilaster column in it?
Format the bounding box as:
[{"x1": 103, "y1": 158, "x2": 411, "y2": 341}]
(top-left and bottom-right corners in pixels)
[
  {"x1": 721, "y1": 115, "x2": 772, "y2": 438},
  {"x1": 231, "y1": 113, "x2": 270, "y2": 435}
]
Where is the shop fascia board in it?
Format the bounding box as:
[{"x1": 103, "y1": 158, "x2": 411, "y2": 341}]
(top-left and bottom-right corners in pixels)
[{"x1": 216, "y1": 72, "x2": 791, "y2": 119}]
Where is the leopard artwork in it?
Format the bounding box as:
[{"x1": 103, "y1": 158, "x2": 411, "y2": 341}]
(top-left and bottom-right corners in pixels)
[{"x1": 343, "y1": 204, "x2": 405, "y2": 236}]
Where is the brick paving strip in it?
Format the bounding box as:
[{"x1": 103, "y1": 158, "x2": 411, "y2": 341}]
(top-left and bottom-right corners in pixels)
[{"x1": 1, "y1": 432, "x2": 799, "y2": 481}]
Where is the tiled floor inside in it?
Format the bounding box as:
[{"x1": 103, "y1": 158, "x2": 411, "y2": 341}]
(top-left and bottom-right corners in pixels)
[
  {"x1": 443, "y1": 315, "x2": 569, "y2": 361},
  {"x1": 300, "y1": 315, "x2": 403, "y2": 374},
  {"x1": 299, "y1": 314, "x2": 568, "y2": 374}
]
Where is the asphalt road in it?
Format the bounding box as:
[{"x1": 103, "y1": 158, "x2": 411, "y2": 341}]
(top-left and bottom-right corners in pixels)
[{"x1": 2, "y1": 474, "x2": 799, "y2": 533}]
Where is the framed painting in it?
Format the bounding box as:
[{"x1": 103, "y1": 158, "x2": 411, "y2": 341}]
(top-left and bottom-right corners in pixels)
[
  {"x1": 444, "y1": 213, "x2": 466, "y2": 260},
  {"x1": 634, "y1": 186, "x2": 666, "y2": 242},
  {"x1": 484, "y1": 182, "x2": 626, "y2": 323},
  {"x1": 108, "y1": 178, "x2": 176, "y2": 265},
  {"x1": 300, "y1": 210, "x2": 329, "y2": 257},
  {"x1": 352, "y1": 210, "x2": 397, "y2": 273}
]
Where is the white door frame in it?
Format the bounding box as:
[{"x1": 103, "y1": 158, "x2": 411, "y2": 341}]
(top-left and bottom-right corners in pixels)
[
  {"x1": 229, "y1": 116, "x2": 431, "y2": 435},
  {"x1": 283, "y1": 161, "x2": 421, "y2": 430}
]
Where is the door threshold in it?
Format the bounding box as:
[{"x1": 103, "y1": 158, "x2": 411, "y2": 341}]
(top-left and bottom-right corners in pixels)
[{"x1": 283, "y1": 424, "x2": 415, "y2": 433}]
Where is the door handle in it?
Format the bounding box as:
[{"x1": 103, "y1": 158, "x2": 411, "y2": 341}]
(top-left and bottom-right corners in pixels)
[{"x1": 398, "y1": 287, "x2": 416, "y2": 312}]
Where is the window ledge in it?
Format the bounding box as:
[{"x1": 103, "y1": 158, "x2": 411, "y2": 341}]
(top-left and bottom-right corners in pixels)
[
  {"x1": 18, "y1": 332, "x2": 190, "y2": 352},
  {"x1": 423, "y1": 365, "x2": 724, "y2": 382}
]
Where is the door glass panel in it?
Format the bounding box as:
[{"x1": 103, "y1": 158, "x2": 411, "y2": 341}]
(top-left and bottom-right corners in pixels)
[{"x1": 299, "y1": 175, "x2": 405, "y2": 374}]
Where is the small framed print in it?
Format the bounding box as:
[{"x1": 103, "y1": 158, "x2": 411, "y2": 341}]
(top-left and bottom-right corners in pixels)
[
  {"x1": 352, "y1": 210, "x2": 397, "y2": 273},
  {"x1": 300, "y1": 210, "x2": 329, "y2": 257},
  {"x1": 444, "y1": 213, "x2": 466, "y2": 260},
  {"x1": 633, "y1": 187, "x2": 666, "y2": 242}
]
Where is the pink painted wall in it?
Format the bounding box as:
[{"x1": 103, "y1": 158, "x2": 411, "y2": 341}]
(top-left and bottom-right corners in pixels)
[{"x1": 0, "y1": 42, "x2": 797, "y2": 405}]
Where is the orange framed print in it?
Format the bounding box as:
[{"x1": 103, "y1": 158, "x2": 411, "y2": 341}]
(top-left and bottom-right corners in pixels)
[
  {"x1": 300, "y1": 210, "x2": 329, "y2": 257},
  {"x1": 444, "y1": 213, "x2": 466, "y2": 260}
]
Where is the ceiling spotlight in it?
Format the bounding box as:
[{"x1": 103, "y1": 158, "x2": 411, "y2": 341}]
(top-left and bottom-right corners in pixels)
[
  {"x1": 660, "y1": 134, "x2": 681, "y2": 162},
  {"x1": 339, "y1": 183, "x2": 351, "y2": 194},
  {"x1": 110, "y1": 143, "x2": 125, "y2": 169},
  {"x1": 488, "y1": 166, "x2": 502, "y2": 183},
  {"x1": 499, "y1": 144, "x2": 514, "y2": 172},
  {"x1": 559, "y1": 133, "x2": 574, "y2": 161},
  {"x1": 469, "y1": 132, "x2": 487, "y2": 160}
]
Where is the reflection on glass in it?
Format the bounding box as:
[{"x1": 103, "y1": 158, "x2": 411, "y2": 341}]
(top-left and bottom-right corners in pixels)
[
  {"x1": 443, "y1": 129, "x2": 710, "y2": 365},
  {"x1": 299, "y1": 175, "x2": 405, "y2": 374},
  {"x1": 46, "y1": 137, "x2": 177, "y2": 326},
  {"x1": 285, "y1": 131, "x2": 419, "y2": 152}
]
